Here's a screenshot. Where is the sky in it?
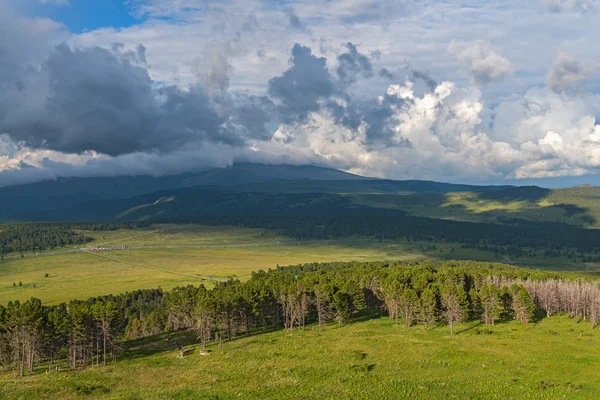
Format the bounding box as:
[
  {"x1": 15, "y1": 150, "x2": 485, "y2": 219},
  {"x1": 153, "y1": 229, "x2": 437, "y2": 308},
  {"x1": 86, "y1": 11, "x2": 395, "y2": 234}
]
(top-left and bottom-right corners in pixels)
[{"x1": 1, "y1": 0, "x2": 600, "y2": 188}]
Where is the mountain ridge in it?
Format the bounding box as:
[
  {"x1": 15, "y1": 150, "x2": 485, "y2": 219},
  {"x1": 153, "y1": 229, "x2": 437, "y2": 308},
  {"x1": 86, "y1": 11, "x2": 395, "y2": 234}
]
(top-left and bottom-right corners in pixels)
[{"x1": 0, "y1": 163, "x2": 529, "y2": 222}]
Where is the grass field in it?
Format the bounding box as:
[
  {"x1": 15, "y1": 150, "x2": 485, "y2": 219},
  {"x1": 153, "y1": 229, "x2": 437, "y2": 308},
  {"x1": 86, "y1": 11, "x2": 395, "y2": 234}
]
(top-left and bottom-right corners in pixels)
[
  {"x1": 2, "y1": 224, "x2": 600, "y2": 305},
  {"x1": 0, "y1": 225, "x2": 460, "y2": 305},
  {"x1": 0, "y1": 314, "x2": 597, "y2": 399}
]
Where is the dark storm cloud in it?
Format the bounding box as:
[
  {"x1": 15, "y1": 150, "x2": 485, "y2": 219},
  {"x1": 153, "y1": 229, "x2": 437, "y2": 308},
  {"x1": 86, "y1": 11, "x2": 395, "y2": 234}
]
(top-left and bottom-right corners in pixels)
[
  {"x1": 379, "y1": 67, "x2": 394, "y2": 80},
  {"x1": 336, "y1": 42, "x2": 373, "y2": 85},
  {"x1": 0, "y1": 43, "x2": 245, "y2": 156},
  {"x1": 411, "y1": 70, "x2": 437, "y2": 89},
  {"x1": 268, "y1": 43, "x2": 334, "y2": 123},
  {"x1": 267, "y1": 42, "x2": 406, "y2": 147},
  {"x1": 327, "y1": 93, "x2": 409, "y2": 148},
  {"x1": 286, "y1": 8, "x2": 309, "y2": 33},
  {"x1": 228, "y1": 95, "x2": 274, "y2": 141}
]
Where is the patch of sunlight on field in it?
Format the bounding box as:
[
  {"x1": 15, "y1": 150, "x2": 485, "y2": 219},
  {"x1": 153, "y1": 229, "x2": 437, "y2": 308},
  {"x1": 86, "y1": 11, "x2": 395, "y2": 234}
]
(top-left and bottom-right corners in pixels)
[
  {"x1": 442, "y1": 192, "x2": 529, "y2": 214},
  {"x1": 0, "y1": 252, "x2": 200, "y2": 305}
]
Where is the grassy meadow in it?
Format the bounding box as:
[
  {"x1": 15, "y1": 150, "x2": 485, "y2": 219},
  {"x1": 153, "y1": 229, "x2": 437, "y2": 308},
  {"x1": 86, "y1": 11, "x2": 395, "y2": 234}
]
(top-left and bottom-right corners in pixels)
[
  {"x1": 2, "y1": 224, "x2": 600, "y2": 305},
  {"x1": 1, "y1": 314, "x2": 598, "y2": 399}
]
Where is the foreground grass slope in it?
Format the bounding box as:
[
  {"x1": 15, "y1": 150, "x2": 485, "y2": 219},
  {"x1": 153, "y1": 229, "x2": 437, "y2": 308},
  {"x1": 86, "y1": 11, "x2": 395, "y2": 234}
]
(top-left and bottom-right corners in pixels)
[{"x1": 0, "y1": 315, "x2": 596, "y2": 399}]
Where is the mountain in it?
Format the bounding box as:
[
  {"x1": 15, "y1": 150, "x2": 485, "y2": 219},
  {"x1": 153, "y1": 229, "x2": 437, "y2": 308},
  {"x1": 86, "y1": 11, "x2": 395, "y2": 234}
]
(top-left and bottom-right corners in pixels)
[
  {"x1": 0, "y1": 175, "x2": 185, "y2": 220},
  {"x1": 177, "y1": 163, "x2": 370, "y2": 187},
  {"x1": 0, "y1": 163, "x2": 522, "y2": 222}
]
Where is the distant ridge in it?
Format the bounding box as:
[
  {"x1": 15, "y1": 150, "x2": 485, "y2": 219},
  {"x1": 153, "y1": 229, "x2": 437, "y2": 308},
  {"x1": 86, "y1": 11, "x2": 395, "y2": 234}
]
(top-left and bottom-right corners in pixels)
[
  {"x1": 177, "y1": 163, "x2": 371, "y2": 187},
  {"x1": 0, "y1": 163, "x2": 524, "y2": 221}
]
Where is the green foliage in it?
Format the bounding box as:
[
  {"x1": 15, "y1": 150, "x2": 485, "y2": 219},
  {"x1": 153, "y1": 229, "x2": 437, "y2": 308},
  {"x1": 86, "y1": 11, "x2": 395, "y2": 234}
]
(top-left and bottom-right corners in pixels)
[
  {"x1": 510, "y1": 284, "x2": 536, "y2": 328},
  {"x1": 478, "y1": 284, "x2": 504, "y2": 326},
  {"x1": 0, "y1": 222, "x2": 146, "y2": 255},
  {"x1": 0, "y1": 223, "x2": 91, "y2": 254},
  {"x1": 184, "y1": 212, "x2": 600, "y2": 256}
]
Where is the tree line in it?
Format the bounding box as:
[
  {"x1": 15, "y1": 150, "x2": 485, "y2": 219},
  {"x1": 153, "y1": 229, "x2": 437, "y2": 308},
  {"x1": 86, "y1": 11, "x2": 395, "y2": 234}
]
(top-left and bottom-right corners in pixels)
[
  {"x1": 0, "y1": 289, "x2": 163, "y2": 375},
  {"x1": 176, "y1": 214, "x2": 600, "y2": 255},
  {"x1": 3, "y1": 260, "x2": 600, "y2": 375},
  {"x1": 0, "y1": 222, "x2": 146, "y2": 255}
]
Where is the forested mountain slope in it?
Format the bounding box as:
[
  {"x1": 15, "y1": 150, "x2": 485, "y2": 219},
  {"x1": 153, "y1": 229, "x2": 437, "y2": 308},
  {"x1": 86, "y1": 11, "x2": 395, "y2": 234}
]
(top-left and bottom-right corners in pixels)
[{"x1": 0, "y1": 163, "x2": 516, "y2": 221}]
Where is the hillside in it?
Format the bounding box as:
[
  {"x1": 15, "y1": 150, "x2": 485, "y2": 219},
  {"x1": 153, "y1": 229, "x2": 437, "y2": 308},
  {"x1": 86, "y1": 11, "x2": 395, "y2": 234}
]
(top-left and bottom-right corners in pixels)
[
  {"x1": 1, "y1": 163, "x2": 517, "y2": 221},
  {"x1": 3, "y1": 260, "x2": 600, "y2": 399},
  {"x1": 352, "y1": 186, "x2": 600, "y2": 226},
  {"x1": 4, "y1": 163, "x2": 600, "y2": 228},
  {"x1": 177, "y1": 163, "x2": 371, "y2": 187},
  {"x1": 1, "y1": 315, "x2": 596, "y2": 399}
]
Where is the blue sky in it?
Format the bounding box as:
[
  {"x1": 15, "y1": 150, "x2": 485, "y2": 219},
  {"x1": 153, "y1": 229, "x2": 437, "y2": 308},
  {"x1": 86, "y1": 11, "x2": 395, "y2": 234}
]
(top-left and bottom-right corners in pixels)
[
  {"x1": 33, "y1": 0, "x2": 138, "y2": 33},
  {"x1": 0, "y1": 0, "x2": 600, "y2": 187}
]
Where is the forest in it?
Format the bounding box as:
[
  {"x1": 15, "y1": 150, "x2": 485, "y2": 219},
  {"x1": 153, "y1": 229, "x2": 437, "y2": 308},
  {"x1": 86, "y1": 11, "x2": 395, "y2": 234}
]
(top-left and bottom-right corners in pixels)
[
  {"x1": 173, "y1": 213, "x2": 600, "y2": 256},
  {"x1": 0, "y1": 222, "x2": 146, "y2": 255},
  {"x1": 2, "y1": 260, "x2": 600, "y2": 376}
]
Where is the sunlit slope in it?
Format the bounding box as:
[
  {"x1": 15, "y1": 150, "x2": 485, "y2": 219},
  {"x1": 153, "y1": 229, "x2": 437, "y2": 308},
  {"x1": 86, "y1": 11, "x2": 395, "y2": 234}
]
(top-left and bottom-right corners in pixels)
[
  {"x1": 1, "y1": 315, "x2": 598, "y2": 399},
  {"x1": 352, "y1": 186, "x2": 600, "y2": 226}
]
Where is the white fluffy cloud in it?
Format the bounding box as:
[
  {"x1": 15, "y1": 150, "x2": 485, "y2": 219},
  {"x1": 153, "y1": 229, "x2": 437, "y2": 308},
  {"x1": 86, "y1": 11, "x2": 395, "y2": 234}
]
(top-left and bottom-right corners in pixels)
[{"x1": 258, "y1": 78, "x2": 600, "y2": 181}]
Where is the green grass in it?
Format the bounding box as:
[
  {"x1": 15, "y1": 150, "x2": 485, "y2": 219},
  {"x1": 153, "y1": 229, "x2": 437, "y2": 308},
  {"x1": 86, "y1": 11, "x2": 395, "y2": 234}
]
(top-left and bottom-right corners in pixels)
[
  {"x1": 1, "y1": 315, "x2": 598, "y2": 399},
  {"x1": 0, "y1": 225, "x2": 464, "y2": 305},
  {"x1": 83, "y1": 224, "x2": 283, "y2": 247},
  {"x1": 3, "y1": 223, "x2": 600, "y2": 305},
  {"x1": 0, "y1": 241, "x2": 463, "y2": 305}
]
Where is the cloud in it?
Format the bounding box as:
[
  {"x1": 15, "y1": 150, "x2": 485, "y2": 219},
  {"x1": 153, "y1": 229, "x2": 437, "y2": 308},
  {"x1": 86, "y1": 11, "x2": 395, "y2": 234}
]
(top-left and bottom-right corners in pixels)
[
  {"x1": 272, "y1": 79, "x2": 600, "y2": 181},
  {"x1": 293, "y1": 0, "x2": 412, "y2": 25},
  {"x1": 194, "y1": 47, "x2": 231, "y2": 93},
  {"x1": 448, "y1": 40, "x2": 514, "y2": 85},
  {"x1": 268, "y1": 43, "x2": 334, "y2": 124},
  {"x1": 542, "y1": 0, "x2": 595, "y2": 13},
  {"x1": 546, "y1": 52, "x2": 599, "y2": 93},
  {"x1": 0, "y1": 42, "x2": 258, "y2": 157},
  {"x1": 286, "y1": 8, "x2": 310, "y2": 34},
  {"x1": 4, "y1": 0, "x2": 600, "y2": 187},
  {"x1": 411, "y1": 70, "x2": 437, "y2": 90},
  {"x1": 336, "y1": 42, "x2": 374, "y2": 85},
  {"x1": 0, "y1": 2, "x2": 65, "y2": 85},
  {"x1": 379, "y1": 68, "x2": 394, "y2": 80}
]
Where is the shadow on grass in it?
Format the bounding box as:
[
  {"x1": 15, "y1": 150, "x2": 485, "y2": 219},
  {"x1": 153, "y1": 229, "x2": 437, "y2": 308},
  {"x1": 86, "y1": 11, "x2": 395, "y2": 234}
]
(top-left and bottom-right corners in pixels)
[
  {"x1": 124, "y1": 308, "x2": 384, "y2": 360},
  {"x1": 124, "y1": 325, "x2": 285, "y2": 360},
  {"x1": 455, "y1": 321, "x2": 482, "y2": 335}
]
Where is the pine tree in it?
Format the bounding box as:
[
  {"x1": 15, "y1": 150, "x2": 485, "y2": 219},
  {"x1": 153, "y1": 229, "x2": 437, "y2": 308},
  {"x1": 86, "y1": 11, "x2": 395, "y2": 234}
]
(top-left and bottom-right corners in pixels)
[
  {"x1": 478, "y1": 283, "x2": 504, "y2": 326},
  {"x1": 441, "y1": 285, "x2": 468, "y2": 335},
  {"x1": 511, "y1": 284, "x2": 536, "y2": 329}
]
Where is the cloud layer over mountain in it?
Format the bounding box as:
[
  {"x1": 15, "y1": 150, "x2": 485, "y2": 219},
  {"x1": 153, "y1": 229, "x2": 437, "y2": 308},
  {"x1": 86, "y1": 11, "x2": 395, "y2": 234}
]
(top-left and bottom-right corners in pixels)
[{"x1": 1, "y1": 0, "x2": 600, "y2": 186}]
